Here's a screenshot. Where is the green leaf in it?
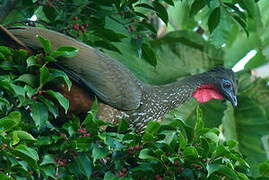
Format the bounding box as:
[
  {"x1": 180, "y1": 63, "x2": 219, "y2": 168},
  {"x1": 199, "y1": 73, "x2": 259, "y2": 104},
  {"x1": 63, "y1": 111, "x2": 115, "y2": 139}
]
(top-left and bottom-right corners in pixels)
[
  {"x1": 231, "y1": 14, "x2": 249, "y2": 36},
  {"x1": 15, "y1": 144, "x2": 39, "y2": 161},
  {"x1": 12, "y1": 130, "x2": 37, "y2": 142},
  {"x1": 0, "y1": 46, "x2": 12, "y2": 55},
  {"x1": 104, "y1": 172, "x2": 117, "y2": 180},
  {"x1": 206, "y1": 164, "x2": 238, "y2": 179},
  {"x1": 153, "y1": 1, "x2": 169, "y2": 24},
  {"x1": 92, "y1": 145, "x2": 108, "y2": 163},
  {"x1": 44, "y1": 55, "x2": 57, "y2": 62},
  {"x1": 117, "y1": 119, "x2": 129, "y2": 132},
  {"x1": 40, "y1": 154, "x2": 56, "y2": 166},
  {"x1": 37, "y1": 35, "x2": 52, "y2": 54},
  {"x1": 190, "y1": 0, "x2": 208, "y2": 16},
  {"x1": 194, "y1": 106, "x2": 204, "y2": 133},
  {"x1": 183, "y1": 146, "x2": 199, "y2": 160},
  {"x1": 30, "y1": 101, "x2": 48, "y2": 129},
  {"x1": 144, "y1": 121, "x2": 160, "y2": 135},
  {"x1": 26, "y1": 56, "x2": 39, "y2": 68},
  {"x1": 50, "y1": 69, "x2": 72, "y2": 90},
  {"x1": 164, "y1": 0, "x2": 174, "y2": 6},
  {"x1": 212, "y1": 145, "x2": 229, "y2": 158},
  {"x1": 42, "y1": 166, "x2": 56, "y2": 179},
  {"x1": 0, "y1": 52, "x2": 5, "y2": 59},
  {"x1": 74, "y1": 153, "x2": 92, "y2": 178},
  {"x1": 38, "y1": 96, "x2": 59, "y2": 118},
  {"x1": 0, "y1": 111, "x2": 21, "y2": 132},
  {"x1": 178, "y1": 131, "x2": 187, "y2": 150},
  {"x1": 45, "y1": 90, "x2": 69, "y2": 113},
  {"x1": 204, "y1": 131, "x2": 219, "y2": 143},
  {"x1": 208, "y1": 7, "x2": 221, "y2": 33},
  {"x1": 159, "y1": 131, "x2": 176, "y2": 145},
  {"x1": 51, "y1": 46, "x2": 79, "y2": 57},
  {"x1": 259, "y1": 160, "x2": 269, "y2": 176},
  {"x1": 10, "y1": 84, "x2": 25, "y2": 97},
  {"x1": 15, "y1": 74, "x2": 38, "y2": 87},
  {"x1": 224, "y1": 140, "x2": 237, "y2": 149},
  {"x1": 24, "y1": 85, "x2": 38, "y2": 98},
  {"x1": 139, "y1": 149, "x2": 158, "y2": 161},
  {"x1": 14, "y1": 144, "x2": 39, "y2": 168},
  {"x1": 0, "y1": 173, "x2": 14, "y2": 180},
  {"x1": 43, "y1": 5, "x2": 58, "y2": 21},
  {"x1": 141, "y1": 43, "x2": 157, "y2": 66},
  {"x1": 238, "y1": 0, "x2": 258, "y2": 18},
  {"x1": 135, "y1": 3, "x2": 155, "y2": 10},
  {"x1": 39, "y1": 66, "x2": 50, "y2": 87}
]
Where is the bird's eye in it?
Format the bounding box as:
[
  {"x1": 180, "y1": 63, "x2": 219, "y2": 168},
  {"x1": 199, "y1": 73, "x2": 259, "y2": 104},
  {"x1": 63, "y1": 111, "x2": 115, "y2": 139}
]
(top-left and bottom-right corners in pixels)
[{"x1": 223, "y1": 81, "x2": 231, "y2": 88}]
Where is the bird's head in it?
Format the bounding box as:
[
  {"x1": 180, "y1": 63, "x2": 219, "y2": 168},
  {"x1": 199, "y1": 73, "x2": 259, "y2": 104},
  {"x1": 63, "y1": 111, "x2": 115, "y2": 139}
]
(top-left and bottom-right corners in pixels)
[{"x1": 192, "y1": 67, "x2": 238, "y2": 107}]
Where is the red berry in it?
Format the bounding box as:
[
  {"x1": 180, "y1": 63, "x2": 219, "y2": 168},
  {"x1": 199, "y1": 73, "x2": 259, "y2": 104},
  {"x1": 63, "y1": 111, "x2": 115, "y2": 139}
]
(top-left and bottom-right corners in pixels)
[
  {"x1": 121, "y1": 168, "x2": 128, "y2": 173},
  {"x1": 191, "y1": 164, "x2": 202, "y2": 169},
  {"x1": 178, "y1": 168, "x2": 184, "y2": 172},
  {"x1": 73, "y1": 24, "x2": 80, "y2": 31},
  {"x1": 38, "y1": 91, "x2": 43, "y2": 95},
  {"x1": 83, "y1": 133, "x2": 91, "y2": 137},
  {"x1": 117, "y1": 171, "x2": 125, "y2": 177},
  {"x1": 174, "y1": 160, "x2": 180, "y2": 166},
  {"x1": 154, "y1": 174, "x2": 163, "y2": 180},
  {"x1": 134, "y1": 145, "x2": 142, "y2": 151},
  {"x1": 79, "y1": 25, "x2": 87, "y2": 32},
  {"x1": 77, "y1": 128, "x2": 87, "y2": 133},
  {"x1": 57, "y1": 159, "x2": 66, "y2": 166},
  {"x1": 72, "y1": 16, "x2": 79, "y2": 20}
]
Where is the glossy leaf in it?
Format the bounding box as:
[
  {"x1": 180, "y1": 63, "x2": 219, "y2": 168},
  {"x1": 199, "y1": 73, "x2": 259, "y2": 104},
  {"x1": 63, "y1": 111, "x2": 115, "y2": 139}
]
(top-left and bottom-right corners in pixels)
[
  {"x1": 190, "y1": 0, "x2": 208, "y2": 16},
  {"x1": 30, "y1": 101, "x2": 48, "y2": 129},
  {"x1": 208, "y1": 7, "x2": 221, "y2": 33},
  {"x1": 153, "y1": 1, "x2": 169, "y2": 24},
  {"x1": 259, "y1": 160, "x2": 269, "y2": 176},
  {"x1": 74, "y1": 153, "x2": 92, "y2": 178},
  {"x1": 206, "y1": 164, "x2": 238, "y2": 179},
  {"x1": 0, "y1": 111, "x2": 21, "y2": 132},
  {"x1": 141, "y1": 43, "x2": 157, "y2": 66},
  {"x1": 45, "y1": 90, "x2": 69, "y2": 114},
  {"x1": 92, "y1": 145, "x2": 108, "y2": 163},
  {"x1": 37, "y1": 36, "x2": 51, "y2": 54},
  {"x1": 12, "y1": 130, "x2": 37, "y2": 141},
  {"x1": 51, "y1": 46, "x2": 79, "y2": 58},
  {"x1": 39, "y1": 66, "x2": 50, "y2": 87}
]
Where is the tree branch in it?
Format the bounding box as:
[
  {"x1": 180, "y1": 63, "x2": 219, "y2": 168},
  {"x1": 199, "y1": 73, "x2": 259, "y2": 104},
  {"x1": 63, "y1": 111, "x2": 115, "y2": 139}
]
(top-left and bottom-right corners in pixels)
[{"x1": 0, "y1": 0, "x2": 19, "y2": 23}]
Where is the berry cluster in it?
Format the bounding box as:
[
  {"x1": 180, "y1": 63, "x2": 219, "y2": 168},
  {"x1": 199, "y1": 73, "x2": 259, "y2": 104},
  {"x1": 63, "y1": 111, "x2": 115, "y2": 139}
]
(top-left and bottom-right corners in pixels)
[
  {"x1": 117, "y1": 167, "x2": 128, "y2": 177},
  {"x1": 127, "y1": 144, "x2": 142, "y2": 154},
  {"x1": 72, "y1": 17, "x2": 89, "y2": 32},
  {"x1": 56, "y1": 159, "x2": 67, "y2": 166},
  {"x1": 77, "y1": 127, "x2": 91, "y2": 137}
]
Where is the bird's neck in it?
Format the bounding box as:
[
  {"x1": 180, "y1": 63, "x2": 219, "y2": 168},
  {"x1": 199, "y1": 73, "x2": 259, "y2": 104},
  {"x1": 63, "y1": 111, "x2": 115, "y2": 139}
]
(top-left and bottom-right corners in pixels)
[
  {"x1": 127, "y1": 73, "x2": 224, "y2": 130},
  {"x1": 149, "y1": 73, "x2": 220, "y2": 110}
]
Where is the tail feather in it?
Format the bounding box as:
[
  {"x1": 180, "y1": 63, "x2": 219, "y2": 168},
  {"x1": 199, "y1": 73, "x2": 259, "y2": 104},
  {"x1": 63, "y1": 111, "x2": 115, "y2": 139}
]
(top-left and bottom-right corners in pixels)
[{"x1": 7, "y1": 26, "x2": 143, "y2": 111}]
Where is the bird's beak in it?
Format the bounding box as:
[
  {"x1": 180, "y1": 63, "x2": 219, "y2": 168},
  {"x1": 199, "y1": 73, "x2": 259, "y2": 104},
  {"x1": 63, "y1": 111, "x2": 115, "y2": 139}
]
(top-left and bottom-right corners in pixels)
[{"x1": 225, "y1": 91, "x2": 237, "y2": 107}]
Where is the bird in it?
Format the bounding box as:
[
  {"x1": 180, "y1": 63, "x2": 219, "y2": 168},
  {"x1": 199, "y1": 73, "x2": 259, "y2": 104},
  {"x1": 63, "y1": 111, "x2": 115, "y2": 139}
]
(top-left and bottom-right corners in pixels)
[{"x1": 0, "y1": 26, "x2": 238, "y2": 131}]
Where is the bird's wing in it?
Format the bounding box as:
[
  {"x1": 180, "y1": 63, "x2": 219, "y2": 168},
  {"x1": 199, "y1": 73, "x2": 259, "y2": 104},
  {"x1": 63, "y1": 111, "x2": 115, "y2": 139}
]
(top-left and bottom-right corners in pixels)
[{"x1": 8, "y1": 26, "x2": 142, "y2": 110}]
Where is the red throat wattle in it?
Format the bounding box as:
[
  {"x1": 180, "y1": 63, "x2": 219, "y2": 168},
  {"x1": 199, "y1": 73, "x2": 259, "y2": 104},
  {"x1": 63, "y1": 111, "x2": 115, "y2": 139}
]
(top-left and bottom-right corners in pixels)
[{"x1": 192, "y1": 84, "x2": 223, "y2": 103}]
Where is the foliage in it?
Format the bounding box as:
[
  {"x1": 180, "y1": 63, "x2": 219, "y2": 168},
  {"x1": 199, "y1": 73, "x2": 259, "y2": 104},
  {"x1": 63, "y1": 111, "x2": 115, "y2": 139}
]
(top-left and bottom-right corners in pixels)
[
  {"x1": 1, "y1": 0, "x2": 269, "y2": 179},
  {"x1": 0, "y1": 45, "x2": 250, "y2": 179}
]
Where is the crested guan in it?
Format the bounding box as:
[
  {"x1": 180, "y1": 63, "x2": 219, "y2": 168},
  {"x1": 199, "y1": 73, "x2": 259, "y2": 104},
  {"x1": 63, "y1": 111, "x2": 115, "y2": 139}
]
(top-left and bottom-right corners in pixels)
[{"x1": 0, "y1": 26, "x2": 238, "y2": 130}]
